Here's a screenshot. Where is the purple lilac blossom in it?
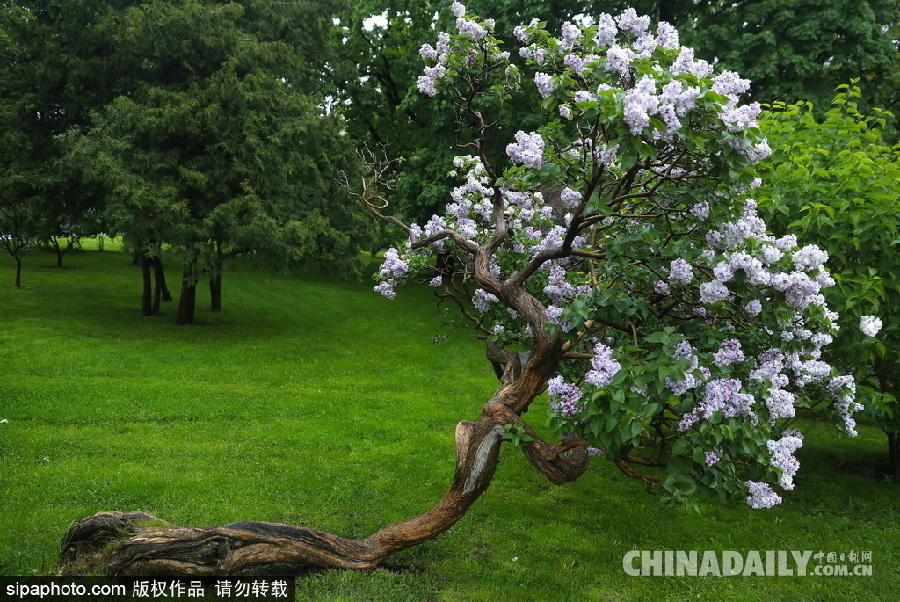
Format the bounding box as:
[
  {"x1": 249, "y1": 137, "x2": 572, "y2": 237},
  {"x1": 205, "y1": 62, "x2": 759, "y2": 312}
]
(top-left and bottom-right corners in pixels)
[
  {"x1": 668, "y1": 258, "x2": 693, "y2": 283},
  {"x1": 594, "y1": 13, "x2": 617, "y2": 46},
  {"x1": 827, "y1": 375, "x2": 862, "y2": 436},
  {"x1": 548, "y1": 376, "x2": 583, "y2": 418},
  {"x1": 713, "y1": 339, "x2": 744, "y2": 367},
  {"x1": 745, "y1": 481, "x2": 782, "y2": 509},
  {"x1": 584, "y1": 343, "x2": 621, "y2": 387},
  {"x1": 534, "y1": 72, "x2": 557, "y2": 98},
  {"x1": 616, "y1": 7, "x2": 650, "y2": 35},
  {"x1": 766, "y1": 431, "x2": 803, "y2": 490}
]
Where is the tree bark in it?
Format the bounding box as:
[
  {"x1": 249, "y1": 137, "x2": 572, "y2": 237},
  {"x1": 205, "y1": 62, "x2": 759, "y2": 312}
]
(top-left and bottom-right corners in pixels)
[
  {"x1": 14, "y1": 256, "x2": 22, "y2": 288},
  {"x1": 209, "y1": 274, "x2": 222, "y2": 312},
  {"x1": 59, "y1": 408, "x2": 587, "y2": 576},
  {"x1": 175, "y1": 270, "x2": 197, "y2": 326},
  {"x1": 140, "y1": 253, "x2": 153, "y2": 317},
  {"x1": 154, "y1": 255, "x2": 172, "y2": 302},
  {"x1": 58, "y1": 328, "x2": 588, "y2": 576}
]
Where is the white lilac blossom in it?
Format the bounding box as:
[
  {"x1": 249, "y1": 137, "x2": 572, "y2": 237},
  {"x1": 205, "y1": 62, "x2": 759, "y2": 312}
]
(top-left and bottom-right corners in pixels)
[
  {"x1": 605, "y1": 45, "x2": 634, "y2": 78},
  {"x1": 655, "y1": 22, "x2": 679, "y2": 49},
  {"x1": 419, "y1": 44, "x2": 438, "y2": 59},
  {"x1": 792, "y1": 244, "x2": 829, "y2": 271},
  {"x1": 860, "y1": 315, "x2": 883, "y2": 337},
  {"x1": 744, "y1": 299, "x2": 762, "y2": 315},
  {"x1": 699, "y1": 280, "x2": 730, "y2": 304},
  {"x1": 745, "y1": 481, "x2": 782, "y2": 509},
  {"x1": 560, "y1": 21, "x2": 581, "y2": 50},
  {"x1": 506, "y1": 131, "x2": 545, "y2": 169},
  {"x1": 670, "y1": 47, "x2": 713, "y2": 77},
  {"x1": 560, "y1": 186, "x2": 581, "y2": 207},
  {"x1": 534, "y1": 72, "x2": 557, "y2": 98},
  {"x1": 574, "y1": 90, "x2": 594, "y2": 103},
  {"x1": 594, "y1": 13, "x2": 617, "y2": 46},
  {"x1": 766, "y1": 431, "x2": 803, "y2": 490}
]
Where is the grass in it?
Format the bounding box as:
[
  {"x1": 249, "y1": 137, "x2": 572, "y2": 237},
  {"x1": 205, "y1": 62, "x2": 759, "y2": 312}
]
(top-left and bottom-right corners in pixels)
[{"x1": 1, "y1": 244, "x2": 898, "y2": 601}]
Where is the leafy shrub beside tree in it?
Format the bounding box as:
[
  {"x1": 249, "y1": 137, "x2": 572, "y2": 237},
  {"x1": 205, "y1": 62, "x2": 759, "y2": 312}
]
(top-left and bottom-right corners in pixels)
[{"x1": 756, "y1": 84, "x2": 900, "y2": 478}]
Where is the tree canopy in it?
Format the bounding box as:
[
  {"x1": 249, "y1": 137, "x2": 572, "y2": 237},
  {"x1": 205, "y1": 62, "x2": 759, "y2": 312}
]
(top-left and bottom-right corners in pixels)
[{"x1": 0, "y1": 0, "x2": 368, "y2": 316}]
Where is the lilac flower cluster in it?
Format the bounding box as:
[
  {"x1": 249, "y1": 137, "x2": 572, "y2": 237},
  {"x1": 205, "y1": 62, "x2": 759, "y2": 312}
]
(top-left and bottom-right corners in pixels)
[
  {"x1": 712, "y1": 339, "x2": 744, "y2": 367},
  {"x1": 417, "y1": 33, "x2": 451, "y2": 97},
  {"x1": 585, "y1": 343, "x2": 621, "y2": 387},
  {"x1": 548, "y1": 375, "x2": 583, "y2": 419},
  {"x1": 859, "y1": 315, "x2": 883, "y2": 337},
  {"x1": 745, "y1": 481, "x2": 782, "y2": 509},
  {"x1": 827, "y1": 375, "x2": 862, "y2": 437},
  {"x1": 374, "y1": 248, "x2": 411, "y2": 299},
  {"x1": 668, "y1": 258, "x2": 693, "y2": 284},
  {"x1": 665, "y1": 340, "x2": 703, "y2": 395},
  {"x1": 678, "y1": 378, "x2": 756, "y2": 431},
  {"x1": 766, "y1": 431, "x2": 803, "y2": 490},
  {"x1": 506, "y1": 131, "x2": 545, "y2": 169}
]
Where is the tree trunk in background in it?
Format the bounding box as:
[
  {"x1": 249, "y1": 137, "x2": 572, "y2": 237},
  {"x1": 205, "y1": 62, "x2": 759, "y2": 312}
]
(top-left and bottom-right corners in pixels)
[
  {"x1": 14, "y1": 256, "x2": 22, "y2": 288},
  {"x1": 889, "y1": 432, "x2": 900, "y2": 481},
  {"x1": 209, "y1": 274, "x2": 222, "y2": 312},
  {"x1": 156, "y1": 257, "x2": 172, "y2": 301},
  {"x1": 140, "y1": 253, "x2": 153, "y2": 316},
  {"x1": 151, "y1": 256, "x2": 171, "y2": 315},
  {"x1": 175, "y1": 270, "x2": 197, "y2": 325}
]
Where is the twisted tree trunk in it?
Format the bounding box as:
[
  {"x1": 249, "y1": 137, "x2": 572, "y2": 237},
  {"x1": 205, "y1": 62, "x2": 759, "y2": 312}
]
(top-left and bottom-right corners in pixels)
[{"x1": 58, "y1": 335, "x2": 588, "y2": 576}]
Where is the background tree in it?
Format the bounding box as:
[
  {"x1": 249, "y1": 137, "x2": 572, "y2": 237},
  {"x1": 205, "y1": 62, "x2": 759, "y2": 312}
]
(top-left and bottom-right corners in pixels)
[
  {"x1": 755, "y1": 84, "x2": 900, "y2": 478},
  {"x1": 676, "y1": 0, "x2": 899, "y2": 113},
  {"x1": 0, "y1": 1, "x2": 135, "y2": 284},
  {"x1": 61, "y1": 6, "x2": 864, "y2": 575},
  {"x1": 62, "y1": 0, "x2": 368, "y2": 323}
]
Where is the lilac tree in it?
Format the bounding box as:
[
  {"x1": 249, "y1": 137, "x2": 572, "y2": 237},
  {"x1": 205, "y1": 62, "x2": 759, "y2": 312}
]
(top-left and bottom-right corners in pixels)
[
  {"x1": 60, "y1": 5, "x2": 864, "y2": 575},
  {"x1": 368, "y1": 3, "x2": 860, "y2": 508}
]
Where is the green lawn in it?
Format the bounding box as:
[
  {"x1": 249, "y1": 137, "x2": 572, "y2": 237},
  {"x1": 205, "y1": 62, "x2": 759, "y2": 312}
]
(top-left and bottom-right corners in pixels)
[{"x1": 1, "y1": 245, "x2": 897, "y2": 601}]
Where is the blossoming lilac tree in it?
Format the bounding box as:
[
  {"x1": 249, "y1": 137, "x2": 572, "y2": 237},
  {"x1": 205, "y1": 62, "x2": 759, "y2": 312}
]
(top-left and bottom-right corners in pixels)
[
  {"x1": 365, "y1": 3, "x2": 863, "y2": 509},
  {"x1": 60, "y1": 5, "x2": 862, "y2": 575}
]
